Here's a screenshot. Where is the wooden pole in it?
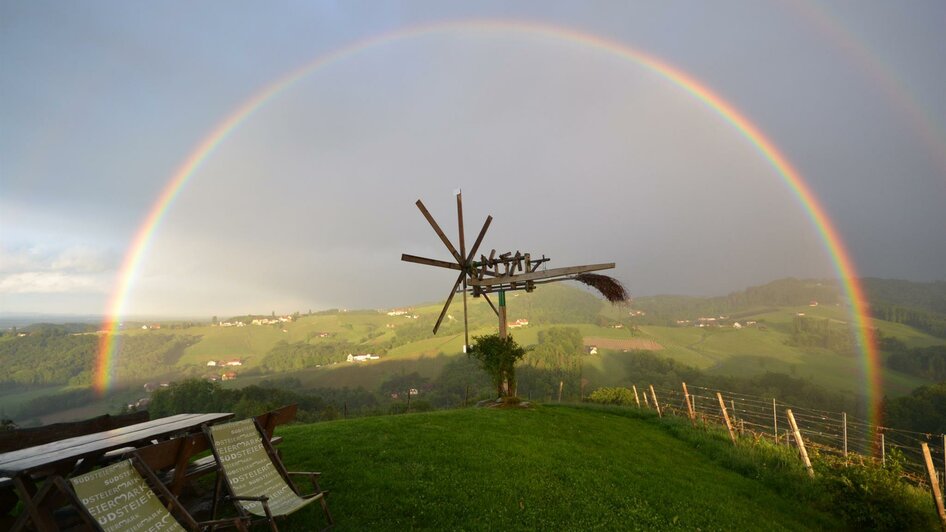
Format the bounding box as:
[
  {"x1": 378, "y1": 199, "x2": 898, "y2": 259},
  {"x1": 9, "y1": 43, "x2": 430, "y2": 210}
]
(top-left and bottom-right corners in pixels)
[
  {"x1": 558, "y1": 380, "x2": 564, "y2": 402},
  {"x1": 498, "y1": 290, "x2": 509, "y2": 397},
  {"x1": 921, "y1": 442, "x2": 946, "y2": 530},
  {"x1": 842, "y1": 412, "x2": 848, "y2": 460},
  {"x1": 649, "y1": 385, "x2": 661, "y2": 417},
  {"x1": 882, "y1": 433, "x2": 886, "y2": 466},
  {"x1": 682, "y1": 382, "x2": 695, "y2": 425},
  {"x1": 632, "y1": 385, "x2": 641, "y2": 408},
  {"x1": 643, "y1": 391, "x2": 650, "y2": 408},
  {"x1": 717, "y1": 392, "x2": 737, "y2": 444},
  {"x1": 456, "y1": 192, "x2": 469, "y2": 351},
  {"x1": 786, "y1": 409, "x2": 815, "y2": 478},
  {"x1": 498, "y1": 290, "x2": 508, "y2": 340},
  {"x1": 773, "y1": 398, "x2": 778, "y2": 444}
]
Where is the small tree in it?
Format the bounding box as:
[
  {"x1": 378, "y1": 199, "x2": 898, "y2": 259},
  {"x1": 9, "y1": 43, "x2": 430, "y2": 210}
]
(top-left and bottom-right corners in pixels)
[{"x1": 468, "y1": 334, "x2": 527, "y2": 399}]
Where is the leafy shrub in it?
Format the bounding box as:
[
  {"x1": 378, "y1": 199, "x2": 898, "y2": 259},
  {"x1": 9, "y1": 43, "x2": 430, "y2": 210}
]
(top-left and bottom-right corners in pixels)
[
  {"x1": 814, "y1": 450, "x2": 936, "y2": 531},
  {"x1": 587, "y1": 387, "x2": 636, "y2": 406}
]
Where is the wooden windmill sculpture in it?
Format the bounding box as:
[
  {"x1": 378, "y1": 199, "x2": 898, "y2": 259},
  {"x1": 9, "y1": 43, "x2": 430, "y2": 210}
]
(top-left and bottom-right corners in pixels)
[{"x1": 401, "y1": 191, "x2": 628, "y2": 351}]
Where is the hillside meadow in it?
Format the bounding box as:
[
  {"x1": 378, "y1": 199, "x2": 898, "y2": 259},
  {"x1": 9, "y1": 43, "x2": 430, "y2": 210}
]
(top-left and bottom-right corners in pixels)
[
  {"x1": 261, "y1": 404, "x2": 936, "y2": 530},
  {"x1": 271, "y1": 405, "x2": 838, "y2": 530}
]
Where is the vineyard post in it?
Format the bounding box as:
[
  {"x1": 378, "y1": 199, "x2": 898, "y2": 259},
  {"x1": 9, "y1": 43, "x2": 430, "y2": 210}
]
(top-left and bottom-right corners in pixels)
[
  {"x1": 787, "y1": 409, "x2": 814, "y2": 478},
  {"x1": 649, "y1": 385, "x2": 661, "y2": 417},
  {"x1": 842, "y1": 412, "x2": 848, "y2": 460},
  {"x1": 772, "y1": 398, "x2": 778, "y2": 444},
  {"x1": 558, "y1": 380, "x2": 563, "y2": 402},
  {"x1": 882, "y1": 433, "x2": 886, "y2": 466},
  {"x1": 921, "y1": 442, "x2": 946, "y2": 529},
  {"x1": 643, "y1": 390, "x2": 650, "y2": 408},
  {"x1": 682, "y1": 382, "x2": 695, "y2": 425},
  {"x1": 717, "y1": 392, "x2": 736, "y2": 444},
  {"x1": 632, "y1": 385, "x2": 641, "y2": 408}
]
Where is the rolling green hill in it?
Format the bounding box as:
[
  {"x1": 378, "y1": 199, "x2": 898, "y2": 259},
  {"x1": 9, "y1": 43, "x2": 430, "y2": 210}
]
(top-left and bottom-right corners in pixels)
[{"x1": 3, "y1": 279, "x2": 945, "y2": 423}]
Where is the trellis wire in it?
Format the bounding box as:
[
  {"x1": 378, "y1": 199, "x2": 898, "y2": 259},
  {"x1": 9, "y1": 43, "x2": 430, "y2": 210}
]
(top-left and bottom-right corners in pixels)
[{"x1": 628, "y1": 382, "x2": 944, "y2": 486}]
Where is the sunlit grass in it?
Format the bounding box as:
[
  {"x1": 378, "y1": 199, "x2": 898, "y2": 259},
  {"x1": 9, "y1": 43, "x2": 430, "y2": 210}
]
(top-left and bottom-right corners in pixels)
[{"x1": 275, "y1": 405, "x2": 840, "y2": 530}]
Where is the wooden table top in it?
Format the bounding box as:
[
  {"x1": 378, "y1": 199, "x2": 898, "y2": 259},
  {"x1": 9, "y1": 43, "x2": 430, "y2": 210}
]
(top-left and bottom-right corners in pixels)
[{"x1": 0, "y1": 412, "x2": 233, "y2": 477}]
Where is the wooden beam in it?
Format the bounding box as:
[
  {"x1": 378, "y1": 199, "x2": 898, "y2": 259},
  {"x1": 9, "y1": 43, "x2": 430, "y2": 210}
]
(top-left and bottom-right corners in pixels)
[
  {"x1": 481, "y1": 292, "x2": 499, "y2": 317},
  {"x1": 433, "y1": 272, "x2": 464, "y2": 334},
  {"x1": 469, "y1": 263, "x2": 615, "y2": 287},
  {"x1": 401, "y1": 254, "x2": 462, "y2": 271},
  {"x1": 466, "y1": 216, "x2": 493, "y2": 263},
  {"x1": 415, "y1": 199, "x2": 462, "y2": 263}
]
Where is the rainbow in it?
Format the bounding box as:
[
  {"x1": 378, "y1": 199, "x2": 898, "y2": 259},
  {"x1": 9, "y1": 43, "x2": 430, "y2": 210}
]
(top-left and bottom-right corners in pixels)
[{"x1": 94, "y1": 20, "x2": 882, "y2": 425}]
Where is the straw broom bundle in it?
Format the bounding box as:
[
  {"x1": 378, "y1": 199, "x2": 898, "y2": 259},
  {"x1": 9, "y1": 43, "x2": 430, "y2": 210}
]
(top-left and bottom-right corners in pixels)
[{"x1": 573, "y1": 273, "x2": 629, "y2": 303}]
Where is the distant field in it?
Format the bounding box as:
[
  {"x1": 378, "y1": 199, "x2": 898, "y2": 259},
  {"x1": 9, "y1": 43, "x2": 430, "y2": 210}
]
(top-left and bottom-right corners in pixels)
[{"x1": 582, "y1": 336, "x2": 662, "y2": 351}]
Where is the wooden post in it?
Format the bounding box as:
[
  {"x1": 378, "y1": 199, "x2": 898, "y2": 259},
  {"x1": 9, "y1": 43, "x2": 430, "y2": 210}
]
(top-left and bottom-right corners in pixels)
[
  {"x1": 649, "y1": 385, "x2": 661, "y2": 417},
  {"x1": 717, "y1": 392, "x2": 736, "y2": 444},
  {"x1": 643, "y1": 391, "x2": 650, "y2": 408},
  {"x1": 922, "y1": 442, "x2": 946, "y2": 529},
  {"x1": 773, "y1": 398, "x2": 778, "y2": 444},
  {"x1": 682, "y1": 382, "x2": 695, "y2": 425},
  {"x1": 786, "y1": 409, "x2": 815, "y2": 478},
  {"x1": 558, "y1": 380, "x2": 564, "y2": 402},
  {"x1": 632, "y1": 385, "x2": 641, "y2": 408},
  {"x1": 498, "y1": 290, "x2": 508, "y2": 339},
  {"x1": 882, "y1": 432, "x2": 886, "y2": 466},
  {"x1": 842, "y1": 412, "x2": 848, "y2": 460}
]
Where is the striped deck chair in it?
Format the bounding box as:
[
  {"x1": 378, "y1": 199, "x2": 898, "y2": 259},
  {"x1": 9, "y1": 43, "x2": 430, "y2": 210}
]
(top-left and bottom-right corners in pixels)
[
  {"x1": 206, "y1": 419, "x2": 333, "y2": 531},
  {"x1": 59, "y1": 456, "x2": 248, "y2": 531}
]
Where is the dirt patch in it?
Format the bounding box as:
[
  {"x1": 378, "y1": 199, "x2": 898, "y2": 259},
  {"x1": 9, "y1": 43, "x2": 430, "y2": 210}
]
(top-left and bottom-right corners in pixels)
[{"x1": 583, "y1": 337, "x2": 663, "y2": 351}]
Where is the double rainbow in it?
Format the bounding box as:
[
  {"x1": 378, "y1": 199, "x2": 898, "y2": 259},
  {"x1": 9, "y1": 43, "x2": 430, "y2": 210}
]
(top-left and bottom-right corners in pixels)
[{"x1": 94, "y1": 20, "x2": 881, "y2": 425}]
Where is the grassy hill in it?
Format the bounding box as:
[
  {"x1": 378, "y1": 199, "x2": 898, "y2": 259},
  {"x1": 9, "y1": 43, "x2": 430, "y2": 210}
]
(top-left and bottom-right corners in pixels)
[
  {"x1": 4, "y1": 279, "x2": 945, "y2": 423},
  {"x1": 266, "y1": 404, "x2": 934, "y2": 530}
]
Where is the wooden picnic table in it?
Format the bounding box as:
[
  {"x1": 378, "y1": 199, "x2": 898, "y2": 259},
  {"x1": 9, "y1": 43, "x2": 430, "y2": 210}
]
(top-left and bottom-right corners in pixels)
[{"x1": 0, "y1": 412, "x2": 233, "y2": 530}]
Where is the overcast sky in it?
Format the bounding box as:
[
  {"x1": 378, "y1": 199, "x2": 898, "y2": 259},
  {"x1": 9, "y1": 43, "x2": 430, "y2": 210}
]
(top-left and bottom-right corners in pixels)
[{"x1": 2, "y1": 2, "x2": 945, "y2": 318}]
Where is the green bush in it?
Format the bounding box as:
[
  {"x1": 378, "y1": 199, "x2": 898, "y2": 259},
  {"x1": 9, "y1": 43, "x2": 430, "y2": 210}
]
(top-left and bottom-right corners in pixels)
[
  {"x1": 587, "y1": 387, "x2": 636, "y2": 406},
  {"x1": 814, "y1": 450, "x2": 937, "y2": 531}
]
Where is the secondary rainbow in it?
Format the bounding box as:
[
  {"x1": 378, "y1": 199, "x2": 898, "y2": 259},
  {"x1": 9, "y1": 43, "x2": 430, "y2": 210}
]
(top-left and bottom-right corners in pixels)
[{"x1": 94, "y1": 19, "x2": 882, "y2": 425}]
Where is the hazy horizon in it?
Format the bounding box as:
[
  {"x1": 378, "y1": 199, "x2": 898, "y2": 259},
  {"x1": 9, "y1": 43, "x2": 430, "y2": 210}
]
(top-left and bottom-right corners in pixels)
[{"x1": 3, "y1": 3, "x2": 944, "y2": 317}]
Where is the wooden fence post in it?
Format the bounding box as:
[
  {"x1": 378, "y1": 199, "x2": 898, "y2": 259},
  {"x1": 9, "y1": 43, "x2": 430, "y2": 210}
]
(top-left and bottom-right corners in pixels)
[
  {"x1": 643, "y1": 391, "x2": 650, "y2": 408},
  {"x1": 649, "y1": 385, "x2": 661, "y2": 417},
  {"x1": 632, "y1": 385, "x2": 641, "y2": 408},
  {"x1": 773, "y1": 398, "x2": 778, "y2": 444},
  {"x1": 921, "y1": 442, "x2": 946, "y2": 529},
  {"x1": 882, "y1": 433, "x2": 886, "y2": 466},
  {"x1": 842, "y1": 412, "x2": 848, "y2": 460},
  {"x1": 786, "y1": 409, "x2": 815, "y2": 478},
  {"x1": 717, "y1": 392, "x2": 737, "y2": 444},
  {"x1": 558, "y1": 380, "x2": 563, "y2": 402},
  {"x1": 682, "y1": 382, "x2": 695, "y2": 425}
]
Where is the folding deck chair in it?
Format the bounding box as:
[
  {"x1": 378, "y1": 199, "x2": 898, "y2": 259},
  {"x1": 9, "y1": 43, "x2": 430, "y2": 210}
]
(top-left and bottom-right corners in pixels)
[
  {"x1": 55, "y1": 456, "x2": 249, "y2": 531},
  {"x1": 206, "y1": 419, "x2": 333, "y2": 531}
]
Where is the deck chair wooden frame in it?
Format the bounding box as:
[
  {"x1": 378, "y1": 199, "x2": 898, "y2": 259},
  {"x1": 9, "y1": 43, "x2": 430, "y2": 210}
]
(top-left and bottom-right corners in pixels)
[
  {"x1": 205, "y1": 418, "x2": 333, "y2": 531},
  {"x1": 50, "y1": 455, "x2": 249, "y2": 531},
  {"x1": 254, "y1": 404, "x2": 298, "y2": 449}
]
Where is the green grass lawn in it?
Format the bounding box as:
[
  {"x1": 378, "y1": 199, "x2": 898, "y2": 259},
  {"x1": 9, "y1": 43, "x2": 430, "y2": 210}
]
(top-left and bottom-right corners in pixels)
[{"x1": 273, "y1": 405, "x2": 841, "y2": 530}]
